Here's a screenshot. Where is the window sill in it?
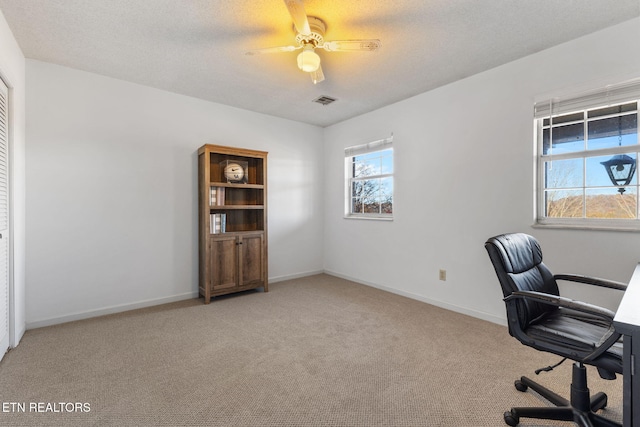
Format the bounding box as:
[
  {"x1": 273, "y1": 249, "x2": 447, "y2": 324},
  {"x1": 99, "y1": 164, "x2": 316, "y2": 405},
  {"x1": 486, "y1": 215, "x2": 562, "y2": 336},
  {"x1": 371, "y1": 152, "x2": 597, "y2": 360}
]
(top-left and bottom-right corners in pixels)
[
  {"x1": 532, "y1": 221, "x2": 640, "y2": 232},
  {"x1": 344, "y1": 215, "x2": 393, "y2": 221}
]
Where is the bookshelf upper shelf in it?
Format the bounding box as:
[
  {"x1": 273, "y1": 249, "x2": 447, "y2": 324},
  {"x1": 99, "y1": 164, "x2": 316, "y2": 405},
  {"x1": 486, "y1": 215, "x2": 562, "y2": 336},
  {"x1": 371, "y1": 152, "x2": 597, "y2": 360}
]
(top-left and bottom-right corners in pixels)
[{"x1": 210, "y1": 182, "x2": 264, "y2": 189}]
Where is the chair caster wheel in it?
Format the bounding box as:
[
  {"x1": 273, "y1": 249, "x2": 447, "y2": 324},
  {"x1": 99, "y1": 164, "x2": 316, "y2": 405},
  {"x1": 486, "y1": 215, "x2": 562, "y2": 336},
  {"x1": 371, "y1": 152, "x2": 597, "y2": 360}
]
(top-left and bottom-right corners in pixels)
[
  {"x1": 591, "y1": 392, "x2": 608, "y2": 412},
  {"x1": 504, "y1": 410, "x2": 519, "y2": 426},
  {"x1": 514, "y1": 380, "x2": 528, "y2": 392}
]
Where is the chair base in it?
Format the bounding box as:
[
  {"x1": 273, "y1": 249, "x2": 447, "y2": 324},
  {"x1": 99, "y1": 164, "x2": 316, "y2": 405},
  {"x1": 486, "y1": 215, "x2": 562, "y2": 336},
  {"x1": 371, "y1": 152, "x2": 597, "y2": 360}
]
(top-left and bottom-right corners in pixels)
[{"x1": 504, "y1": 362, "x2": 620, "y2": 427}]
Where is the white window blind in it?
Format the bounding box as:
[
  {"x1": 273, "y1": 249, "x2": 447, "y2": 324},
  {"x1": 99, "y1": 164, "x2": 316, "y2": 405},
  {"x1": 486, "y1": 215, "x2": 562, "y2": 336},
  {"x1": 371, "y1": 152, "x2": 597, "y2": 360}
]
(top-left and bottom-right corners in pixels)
[
  {"x1": 535, "y1": 79, "x2": 640, "y2": 118},
  {"x1": 344, "y1": 135, "x2": 393, "y2": 157}
]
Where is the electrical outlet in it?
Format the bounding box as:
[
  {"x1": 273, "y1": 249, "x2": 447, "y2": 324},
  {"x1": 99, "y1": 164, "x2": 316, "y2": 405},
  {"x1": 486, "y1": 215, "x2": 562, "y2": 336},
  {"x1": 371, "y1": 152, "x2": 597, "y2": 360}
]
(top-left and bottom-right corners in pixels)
[{"x1": 439, "y1": 269, "x2": 447, "y2": 281}]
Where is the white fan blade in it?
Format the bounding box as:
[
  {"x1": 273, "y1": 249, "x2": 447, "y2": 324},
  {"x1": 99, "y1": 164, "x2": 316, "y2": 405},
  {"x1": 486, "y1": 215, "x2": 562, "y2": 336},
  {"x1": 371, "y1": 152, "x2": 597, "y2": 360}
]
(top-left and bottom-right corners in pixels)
[
  {"x1": 322, "y1": 39, "x2": 382, "y2": 52},
  {"x1": 245, "y1": 45, "x2": 300, "y2": 55},
  {"x1": 283, "y1": 0, "x2": 311, "y2": 35},
  {"x1": 310, "y1": 65, "x2": 324, "y2": 84}
]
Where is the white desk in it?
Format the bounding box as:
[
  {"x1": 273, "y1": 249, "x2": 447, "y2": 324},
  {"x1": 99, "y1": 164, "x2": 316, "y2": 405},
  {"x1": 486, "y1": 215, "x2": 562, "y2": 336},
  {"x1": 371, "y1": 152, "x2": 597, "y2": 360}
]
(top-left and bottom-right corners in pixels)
[{"x1": 614, "y1": 263, "x2": 640, "y2": 427}]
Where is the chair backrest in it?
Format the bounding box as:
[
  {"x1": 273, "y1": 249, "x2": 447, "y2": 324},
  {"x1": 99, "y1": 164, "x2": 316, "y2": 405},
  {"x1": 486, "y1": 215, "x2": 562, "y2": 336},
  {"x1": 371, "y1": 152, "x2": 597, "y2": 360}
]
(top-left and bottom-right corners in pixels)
[{"x1": 485, "y1": 233, "x2": 560, "y2": 328}]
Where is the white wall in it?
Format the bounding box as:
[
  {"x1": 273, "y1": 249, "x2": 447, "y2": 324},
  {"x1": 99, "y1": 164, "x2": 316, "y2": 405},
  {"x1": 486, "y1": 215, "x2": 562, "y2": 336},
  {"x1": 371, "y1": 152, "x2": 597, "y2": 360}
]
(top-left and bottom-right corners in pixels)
[
  {"x1": 0, "y1": 10, "x2": 26, "y2": 345},
  {"x1": 22, "y1": 17, "x2": 640, "y2": 329},
  {"x1": 323, "y1": 18, "x2": 640, "y2": 324},
  {"x1": 25, "y1": 60, "x2": 324, "y2": 327}
]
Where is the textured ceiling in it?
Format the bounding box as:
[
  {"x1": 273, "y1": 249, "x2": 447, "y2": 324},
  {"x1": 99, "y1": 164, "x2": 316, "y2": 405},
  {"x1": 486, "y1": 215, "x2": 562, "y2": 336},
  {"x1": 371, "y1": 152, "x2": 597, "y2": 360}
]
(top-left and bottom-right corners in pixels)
[{"x1": 1, "y1": 0, "x2": 639, "y2": 127}]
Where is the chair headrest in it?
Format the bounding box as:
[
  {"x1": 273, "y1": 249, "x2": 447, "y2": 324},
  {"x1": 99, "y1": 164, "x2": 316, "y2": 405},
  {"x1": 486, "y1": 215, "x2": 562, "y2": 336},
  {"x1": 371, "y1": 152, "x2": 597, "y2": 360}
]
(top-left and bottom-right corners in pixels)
[{"x1": 486, "y1": 233, "x2": 543, "y2": 274}]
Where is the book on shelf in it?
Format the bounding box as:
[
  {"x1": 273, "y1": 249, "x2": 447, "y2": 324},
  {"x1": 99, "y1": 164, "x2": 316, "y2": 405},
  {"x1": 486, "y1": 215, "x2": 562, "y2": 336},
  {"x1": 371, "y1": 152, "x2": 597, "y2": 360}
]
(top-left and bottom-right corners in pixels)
[
  {"x1": 209, "y1": 213, "x2": 227, "y2": 234},
  {"x1": 209, "y1": 186, "x2": 225, "y2": 206},
  {"x1": 209, "y1": 186, "x2": 216, "y2": 206}
]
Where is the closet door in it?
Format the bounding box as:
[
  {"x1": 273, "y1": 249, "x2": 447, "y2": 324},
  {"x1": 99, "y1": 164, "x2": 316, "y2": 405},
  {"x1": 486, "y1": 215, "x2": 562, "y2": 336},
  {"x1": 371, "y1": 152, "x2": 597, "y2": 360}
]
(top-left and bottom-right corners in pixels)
[{"x1": 0, "y1": 78, "x2": 9, "y2": 358}]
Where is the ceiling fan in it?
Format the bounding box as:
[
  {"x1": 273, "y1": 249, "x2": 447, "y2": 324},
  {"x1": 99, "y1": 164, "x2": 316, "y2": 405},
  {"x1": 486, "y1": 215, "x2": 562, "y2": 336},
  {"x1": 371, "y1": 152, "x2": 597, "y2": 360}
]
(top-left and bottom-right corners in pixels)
[{"x1": 245, "y1": 0, "x2": 382, "y2": 84}]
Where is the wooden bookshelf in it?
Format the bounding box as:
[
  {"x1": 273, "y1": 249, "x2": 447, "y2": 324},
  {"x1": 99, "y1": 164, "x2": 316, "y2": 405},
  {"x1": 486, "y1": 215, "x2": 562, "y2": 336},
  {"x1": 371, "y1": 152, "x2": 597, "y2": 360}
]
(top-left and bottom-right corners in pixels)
[{"x1": 198, "y1": 144, "x2": 268, "y2": 303}]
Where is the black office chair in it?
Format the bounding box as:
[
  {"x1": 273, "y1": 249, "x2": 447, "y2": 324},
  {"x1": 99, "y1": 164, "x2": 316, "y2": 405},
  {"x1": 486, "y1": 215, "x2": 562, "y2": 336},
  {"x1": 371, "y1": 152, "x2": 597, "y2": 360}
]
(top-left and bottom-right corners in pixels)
[{"x1": 485, "y1": 233, "x2": 626, "y2": 427}]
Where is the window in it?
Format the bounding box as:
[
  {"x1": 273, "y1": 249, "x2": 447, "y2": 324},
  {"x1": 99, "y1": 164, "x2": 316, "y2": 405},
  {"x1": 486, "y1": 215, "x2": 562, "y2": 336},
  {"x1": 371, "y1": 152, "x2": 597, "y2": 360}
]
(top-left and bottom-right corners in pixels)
[
  {"x1": 535, "y1": 80, "x2": 640, "y2": 229},
  {"x1": 344, "y1": 136, "x2": 393, "y2": 219}
]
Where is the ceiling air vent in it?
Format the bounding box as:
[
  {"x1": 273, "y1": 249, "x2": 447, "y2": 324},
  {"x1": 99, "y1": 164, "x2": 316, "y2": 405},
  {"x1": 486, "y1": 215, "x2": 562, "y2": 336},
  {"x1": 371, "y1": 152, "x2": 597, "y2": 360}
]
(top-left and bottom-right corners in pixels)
[{"x1": 312, "y1": 95, "x2": 337, "y2": 106}]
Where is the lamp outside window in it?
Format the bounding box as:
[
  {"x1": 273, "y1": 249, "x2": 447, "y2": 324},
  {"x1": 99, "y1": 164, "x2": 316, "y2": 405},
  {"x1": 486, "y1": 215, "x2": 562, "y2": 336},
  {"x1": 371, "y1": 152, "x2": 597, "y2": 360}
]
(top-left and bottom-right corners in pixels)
[
  {"x1": 297, "y1": 45, "x2": 320, "y2": 73},
  {"x1": 600, "y1": 113, "x2": 637, "y2": 194},
  {"x1": 601, "y1": 154, "x2": 636, "y2": 194}
]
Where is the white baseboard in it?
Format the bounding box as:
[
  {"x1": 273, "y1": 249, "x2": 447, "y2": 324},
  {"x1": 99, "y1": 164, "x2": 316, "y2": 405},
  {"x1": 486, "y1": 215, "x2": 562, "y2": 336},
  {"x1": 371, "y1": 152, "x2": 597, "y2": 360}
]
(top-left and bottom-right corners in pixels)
[
  {"x1": 269, "y1": 270, "x2": 324, "y2": 283},
  {"x1": 25, "y1": 270, "x2": 324, "y2": 329},
  {"x1": 13, "y1": 324, "x2": 26, "y2": 348},
  {"x1": 323, "y1": 270, "x2": 507, "y2": 327},
  {"x1": 26, "y1": 291, "x2": 199, "y2": 330},
  {"x1": 25, "y1": 270, "x2": 506, "y2": 330}
]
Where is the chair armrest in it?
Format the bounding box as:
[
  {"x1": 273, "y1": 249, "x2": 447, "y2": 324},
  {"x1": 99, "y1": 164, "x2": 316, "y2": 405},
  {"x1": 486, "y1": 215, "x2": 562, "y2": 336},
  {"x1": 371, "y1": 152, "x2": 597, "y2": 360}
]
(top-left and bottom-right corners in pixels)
[
  {"x1": 554, "y1": 274, "x2": 627, "y2": 291},
  {"x1": 506, "y1": 290, "x2": 616, "y2": 321}
]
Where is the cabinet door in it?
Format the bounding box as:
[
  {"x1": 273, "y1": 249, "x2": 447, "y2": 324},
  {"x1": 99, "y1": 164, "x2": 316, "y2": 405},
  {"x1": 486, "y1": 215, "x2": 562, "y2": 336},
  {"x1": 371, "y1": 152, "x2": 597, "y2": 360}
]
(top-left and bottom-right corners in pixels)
[
  {"x1": 209, "y1": 236, "x2": 238, "y2": 291},
  {"x1": 239, "y1": 233, "x2": 264, "y2": 287}
]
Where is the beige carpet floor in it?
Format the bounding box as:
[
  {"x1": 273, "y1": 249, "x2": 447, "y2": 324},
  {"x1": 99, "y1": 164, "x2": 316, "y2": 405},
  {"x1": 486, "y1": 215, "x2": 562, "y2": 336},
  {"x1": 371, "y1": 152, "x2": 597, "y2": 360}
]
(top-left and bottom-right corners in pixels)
[{"x1": 0, "y1": 274, "x2": 623, "y2": 426}]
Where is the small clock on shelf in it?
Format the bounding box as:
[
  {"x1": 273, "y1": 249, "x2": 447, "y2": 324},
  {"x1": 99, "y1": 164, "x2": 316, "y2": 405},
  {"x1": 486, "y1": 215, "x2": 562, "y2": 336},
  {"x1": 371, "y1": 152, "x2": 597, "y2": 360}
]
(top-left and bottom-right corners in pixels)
[{"x1": 220, "y1": 160, "x2": 248, "y2": 183}]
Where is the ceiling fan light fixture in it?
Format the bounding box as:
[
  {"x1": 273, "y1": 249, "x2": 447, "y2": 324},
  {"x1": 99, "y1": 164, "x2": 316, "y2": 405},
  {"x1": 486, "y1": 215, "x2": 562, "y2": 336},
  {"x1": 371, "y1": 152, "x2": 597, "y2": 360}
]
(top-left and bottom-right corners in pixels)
[
  {"x1": 246, "y1": 2, "x2": 382, "y2": 83},
  {"x1": 297, "y1": 45, "x2": 320, "y2": 72}
]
